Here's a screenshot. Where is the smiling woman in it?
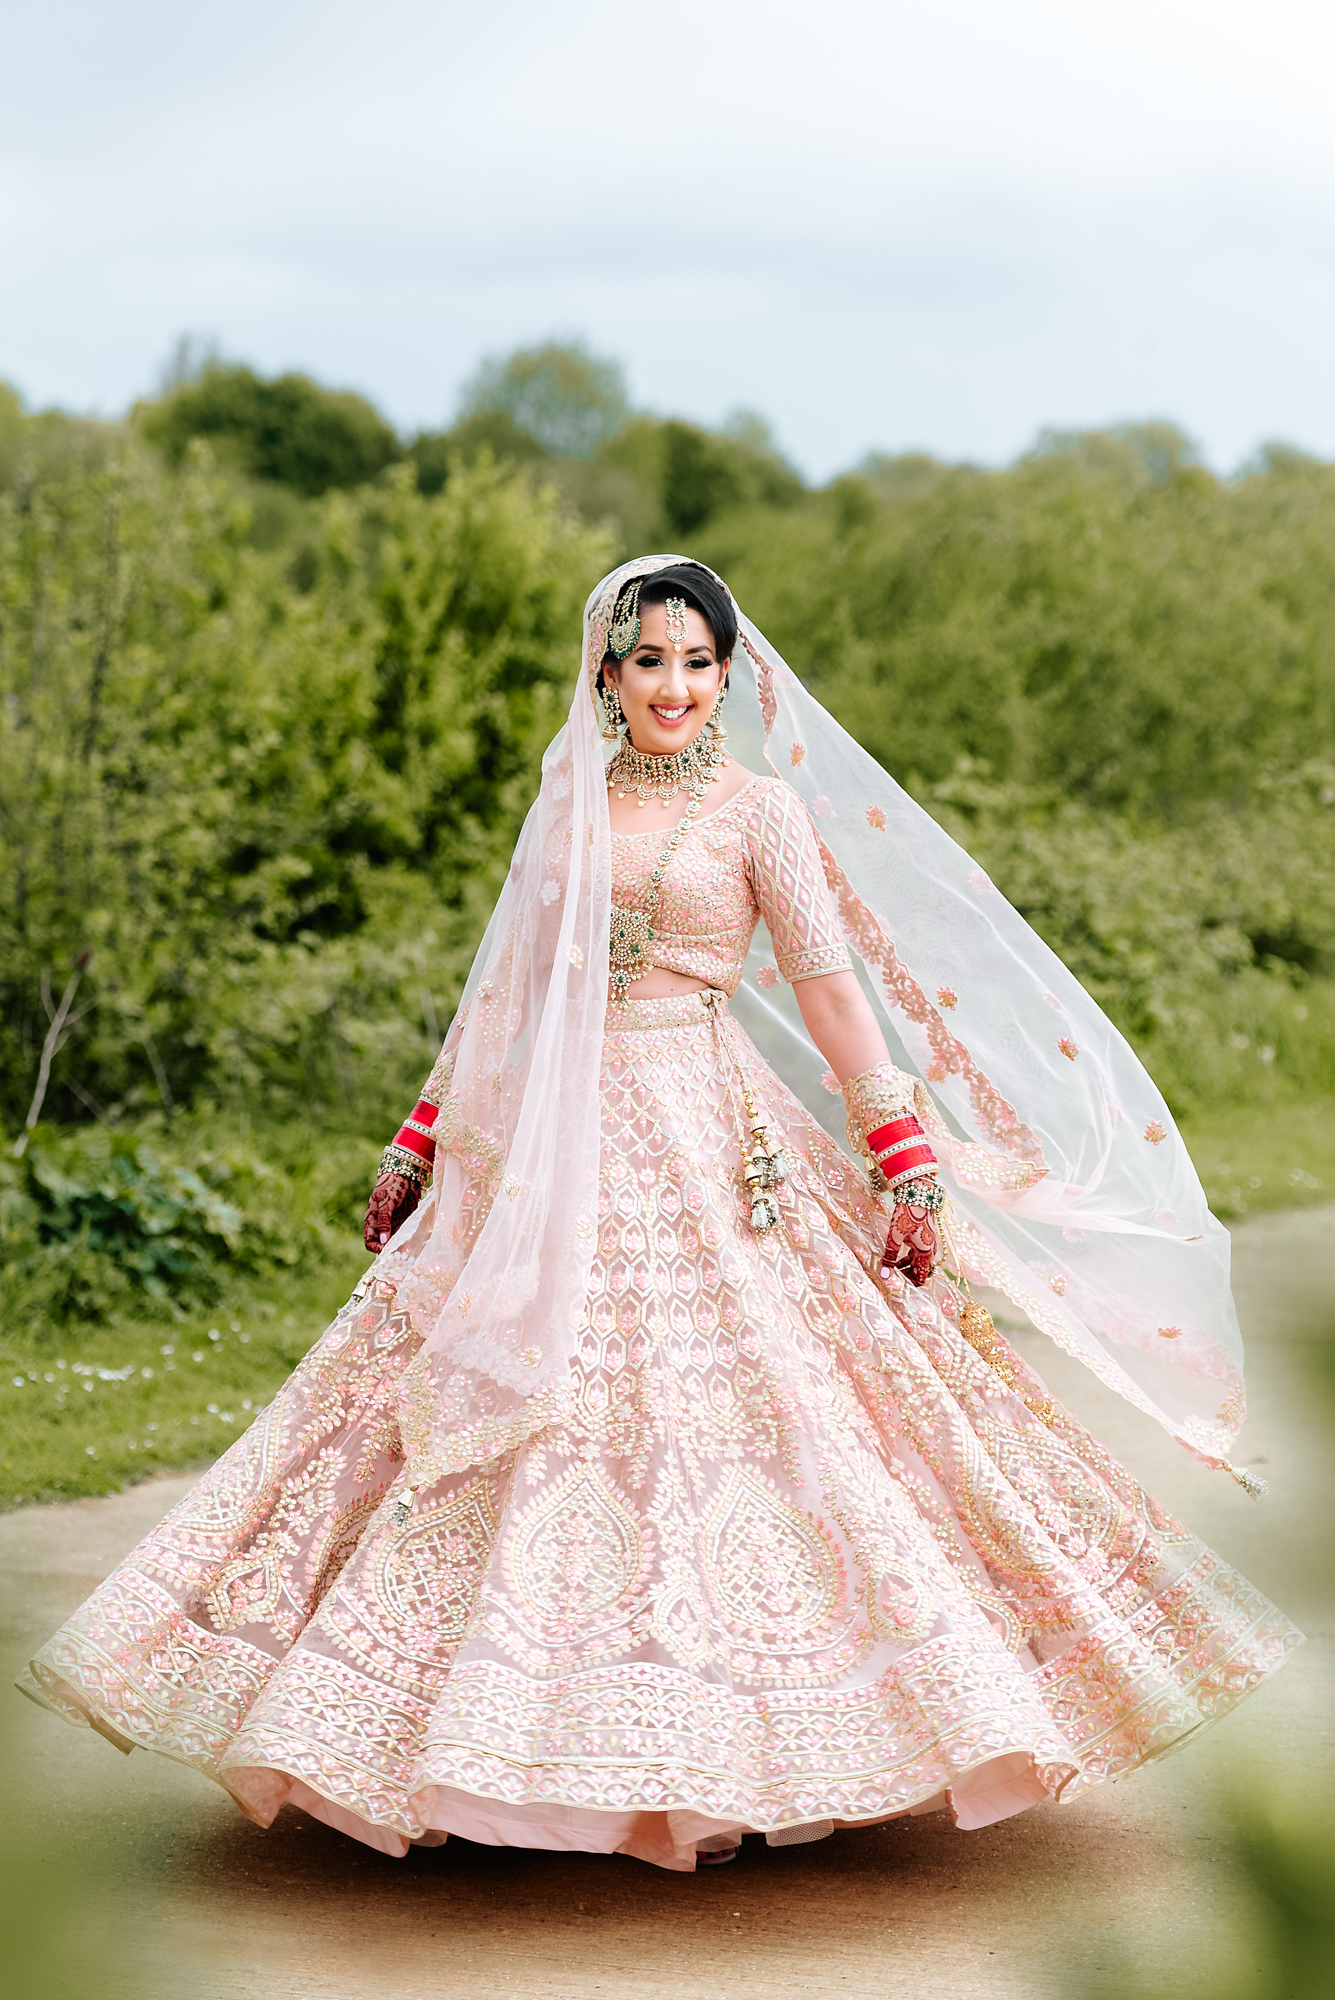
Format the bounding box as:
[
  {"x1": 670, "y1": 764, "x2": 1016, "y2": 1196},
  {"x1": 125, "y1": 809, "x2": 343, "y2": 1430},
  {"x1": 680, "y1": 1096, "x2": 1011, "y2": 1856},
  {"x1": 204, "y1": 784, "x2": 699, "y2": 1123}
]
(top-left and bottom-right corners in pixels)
[{"x1": 25, "y1": 554, "x2": 1300, "y2": 1875}]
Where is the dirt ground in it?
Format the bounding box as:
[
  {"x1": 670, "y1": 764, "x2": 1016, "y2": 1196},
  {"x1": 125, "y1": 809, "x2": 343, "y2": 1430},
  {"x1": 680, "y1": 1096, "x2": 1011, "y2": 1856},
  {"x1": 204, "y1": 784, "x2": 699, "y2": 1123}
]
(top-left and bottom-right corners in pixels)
[{"x1": 3, "y1": 1206, "x2": 1330, "y2": 2000}]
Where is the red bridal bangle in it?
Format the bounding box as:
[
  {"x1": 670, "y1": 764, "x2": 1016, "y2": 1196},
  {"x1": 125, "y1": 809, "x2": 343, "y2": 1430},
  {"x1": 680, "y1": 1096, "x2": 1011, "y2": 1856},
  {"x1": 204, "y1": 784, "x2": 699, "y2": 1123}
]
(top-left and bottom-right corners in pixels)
[
  {"x1": 865, "y1": 1114, "x2": 937, "y2": 1193},
  {"x1": 377, "y1": 1097, "x2": 440, "y2": 1193},
  {"x1": 391, "y1": 1096, "x2": 439, "y2": 1167}
]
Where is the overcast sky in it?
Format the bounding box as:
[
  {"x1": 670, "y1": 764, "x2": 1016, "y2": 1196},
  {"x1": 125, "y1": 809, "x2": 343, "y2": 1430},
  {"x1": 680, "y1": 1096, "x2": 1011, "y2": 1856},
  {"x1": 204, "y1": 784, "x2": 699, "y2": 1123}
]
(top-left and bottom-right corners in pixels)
[{"x1": 3, "y1": 0, "x2": 1333, "y2": 479}]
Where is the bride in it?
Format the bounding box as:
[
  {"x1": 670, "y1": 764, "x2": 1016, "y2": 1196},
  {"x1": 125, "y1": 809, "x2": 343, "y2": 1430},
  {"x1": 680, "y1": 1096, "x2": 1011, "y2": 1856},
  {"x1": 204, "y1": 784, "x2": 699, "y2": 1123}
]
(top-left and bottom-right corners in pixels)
[{"x1": 24, "y1": 557, "x2": 1300, "y2": 1871}]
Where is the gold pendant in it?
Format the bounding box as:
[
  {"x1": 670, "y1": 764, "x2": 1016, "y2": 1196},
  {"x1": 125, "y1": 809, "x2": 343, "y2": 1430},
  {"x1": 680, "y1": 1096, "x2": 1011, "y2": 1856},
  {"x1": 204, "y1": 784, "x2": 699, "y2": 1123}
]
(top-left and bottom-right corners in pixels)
[{"x1": 609, "y1": 905, "x2": 654, "y2": 1002}]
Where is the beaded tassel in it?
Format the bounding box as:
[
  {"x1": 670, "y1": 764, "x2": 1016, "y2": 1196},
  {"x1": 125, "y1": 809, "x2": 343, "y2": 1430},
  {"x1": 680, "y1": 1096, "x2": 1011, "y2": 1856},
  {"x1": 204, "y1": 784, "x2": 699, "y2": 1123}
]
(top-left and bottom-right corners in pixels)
[{"x1": 743, "y1": 1110, "x2": 787, "y2": 1233}]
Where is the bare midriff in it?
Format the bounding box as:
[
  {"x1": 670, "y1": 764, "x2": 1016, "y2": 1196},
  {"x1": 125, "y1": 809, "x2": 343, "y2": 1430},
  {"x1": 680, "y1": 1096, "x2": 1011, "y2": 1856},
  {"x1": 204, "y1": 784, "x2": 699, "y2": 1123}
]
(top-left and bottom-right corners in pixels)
[{"x1": 613, "y1": 965, "x2": 714, "y2": 1000}]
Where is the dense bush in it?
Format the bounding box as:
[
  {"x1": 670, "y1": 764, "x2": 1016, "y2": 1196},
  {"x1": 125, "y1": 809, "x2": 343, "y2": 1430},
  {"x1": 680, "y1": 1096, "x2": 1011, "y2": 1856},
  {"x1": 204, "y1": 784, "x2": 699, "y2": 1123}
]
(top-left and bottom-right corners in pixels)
[
  {"x1": 0, "y1": 1118, "x2": 373, "y2": 1324},
  {"x1": 0, "y1": 434, "x2": 611, "y2": 1133},
  {"x1": 918, "y1": 762, "x2": 1335, "y2": 1118}
]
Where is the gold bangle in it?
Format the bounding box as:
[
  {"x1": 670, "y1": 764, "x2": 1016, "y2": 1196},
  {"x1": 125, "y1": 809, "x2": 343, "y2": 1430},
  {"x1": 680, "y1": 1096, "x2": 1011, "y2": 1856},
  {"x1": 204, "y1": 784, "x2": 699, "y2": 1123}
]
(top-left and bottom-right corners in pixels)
[{"x1": 378, "y1": 1143, "x2": 431, "y2": 1192}]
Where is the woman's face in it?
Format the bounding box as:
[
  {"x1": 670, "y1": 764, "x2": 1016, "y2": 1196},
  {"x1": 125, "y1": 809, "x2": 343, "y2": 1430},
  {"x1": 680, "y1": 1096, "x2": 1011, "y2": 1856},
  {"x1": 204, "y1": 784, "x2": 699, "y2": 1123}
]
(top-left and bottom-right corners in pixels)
[{"x1": 604, "y1": 600, "x2": 729, "y2": 756}]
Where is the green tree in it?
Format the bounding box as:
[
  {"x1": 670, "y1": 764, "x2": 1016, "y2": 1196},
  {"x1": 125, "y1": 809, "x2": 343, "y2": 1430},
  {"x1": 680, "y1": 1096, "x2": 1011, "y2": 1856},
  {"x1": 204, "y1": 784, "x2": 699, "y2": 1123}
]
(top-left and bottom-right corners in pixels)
[
  {"x1": 705, "y1": 434, "x2": 1335, "y2": 815},
  {"x1": 138, "y1": 365, "x2": 402, "y2": 495},
  {"x1": 458, "y1": 340, "x2": 629, "y2": 459}
]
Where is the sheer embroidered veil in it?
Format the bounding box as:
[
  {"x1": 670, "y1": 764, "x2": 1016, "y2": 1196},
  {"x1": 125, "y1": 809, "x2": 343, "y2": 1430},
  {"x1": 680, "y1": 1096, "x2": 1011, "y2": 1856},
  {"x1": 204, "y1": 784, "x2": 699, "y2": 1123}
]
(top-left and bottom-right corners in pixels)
[{"x1": 381, "y1": 556, "x2": 1247, "y2": 1485}]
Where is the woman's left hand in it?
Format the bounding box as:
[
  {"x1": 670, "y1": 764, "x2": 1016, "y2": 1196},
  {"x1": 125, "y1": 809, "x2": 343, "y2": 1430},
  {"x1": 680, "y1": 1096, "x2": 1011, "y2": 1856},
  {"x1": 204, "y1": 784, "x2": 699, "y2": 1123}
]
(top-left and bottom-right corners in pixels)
[
  {"x1": 882, "y1": 1198, "x2": 938, "y2": 1288},
  {"x1": 363, "y1": 1171, "x2": 420, "y2": 1254}
]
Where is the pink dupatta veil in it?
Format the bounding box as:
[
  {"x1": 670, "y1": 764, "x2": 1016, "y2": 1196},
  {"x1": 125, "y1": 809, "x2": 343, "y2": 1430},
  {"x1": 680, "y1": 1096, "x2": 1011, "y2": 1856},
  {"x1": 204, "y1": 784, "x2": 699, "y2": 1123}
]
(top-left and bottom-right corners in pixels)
[{"x1": 378, "y1": 557, "x2": 1249, "y2": 1489}]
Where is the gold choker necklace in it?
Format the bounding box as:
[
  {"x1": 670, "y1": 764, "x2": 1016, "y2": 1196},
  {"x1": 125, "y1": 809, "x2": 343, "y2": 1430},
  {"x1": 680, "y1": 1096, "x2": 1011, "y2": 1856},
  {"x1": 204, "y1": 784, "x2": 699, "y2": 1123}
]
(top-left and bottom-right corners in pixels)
[{"x1": 607, "y1": 718, "x2": 727, "y2": 809}]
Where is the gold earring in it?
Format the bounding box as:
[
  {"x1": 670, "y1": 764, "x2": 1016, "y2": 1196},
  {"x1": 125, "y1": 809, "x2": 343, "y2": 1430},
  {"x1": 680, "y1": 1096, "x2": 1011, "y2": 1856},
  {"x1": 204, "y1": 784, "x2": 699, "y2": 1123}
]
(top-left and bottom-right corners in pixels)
[
  {"x1": 601, "y1": 683, "x2": 623, "y2": 740},
  {"x1": 665, "y1": 597, "x2": 687, "y2": 653}
]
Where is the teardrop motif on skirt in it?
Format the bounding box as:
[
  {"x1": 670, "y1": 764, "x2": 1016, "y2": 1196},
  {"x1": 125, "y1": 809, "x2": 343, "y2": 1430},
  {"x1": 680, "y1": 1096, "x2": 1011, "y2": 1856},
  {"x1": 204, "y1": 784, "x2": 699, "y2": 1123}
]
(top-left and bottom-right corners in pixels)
[
  {"x1": 703, "y1": 1465, "x2": 844, "y2": 1645},
  {"x1": 507, "y1": 1463, "x2": 649, "y2": 1633},
  {"x1": 955, "y1": 1425, "x2": 1128, "y2": 1585},
  {"x1": 205, "y1": 1543, "x2": 288, "y2": 1636},
  {"x1": 989, "y1": 1425, "x2": 1131, "y2": 1571},
  {"x1": 369, "y1": 1474, "x2": 500, "y2": 1648}
]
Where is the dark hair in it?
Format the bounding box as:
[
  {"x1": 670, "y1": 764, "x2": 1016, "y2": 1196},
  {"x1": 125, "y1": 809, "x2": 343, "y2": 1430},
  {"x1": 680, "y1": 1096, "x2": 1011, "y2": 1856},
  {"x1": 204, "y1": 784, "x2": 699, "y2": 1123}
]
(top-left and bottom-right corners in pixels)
[{"x1": 601, "y1": 561, "x2": 737, "y2": 679}]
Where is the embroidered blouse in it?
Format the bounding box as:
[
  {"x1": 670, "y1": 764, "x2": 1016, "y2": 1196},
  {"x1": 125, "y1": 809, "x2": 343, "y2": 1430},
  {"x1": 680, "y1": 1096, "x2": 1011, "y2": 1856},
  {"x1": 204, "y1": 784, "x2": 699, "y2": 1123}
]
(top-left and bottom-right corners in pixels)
[{"x1": 610, "y1": 775, "x2": 852, "y2": 996}]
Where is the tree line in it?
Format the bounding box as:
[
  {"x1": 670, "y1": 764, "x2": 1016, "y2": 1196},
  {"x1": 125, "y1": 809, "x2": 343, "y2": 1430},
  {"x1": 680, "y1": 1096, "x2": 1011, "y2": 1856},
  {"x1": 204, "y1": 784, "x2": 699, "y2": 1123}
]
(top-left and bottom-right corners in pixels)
[{"x1": 0, "y1": 344, "x2": 1331, "y2": 1309}]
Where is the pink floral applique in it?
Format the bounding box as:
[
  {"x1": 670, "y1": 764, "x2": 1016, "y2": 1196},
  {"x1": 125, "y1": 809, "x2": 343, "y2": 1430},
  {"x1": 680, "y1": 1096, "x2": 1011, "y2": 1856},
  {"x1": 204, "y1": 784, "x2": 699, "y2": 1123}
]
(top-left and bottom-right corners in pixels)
[
  {"x1": 756, "y1": 965, "x2": 779, "y2": 989},
  {"x1": 926, "y1": 1061, "x2": 948, "y2": 1083},
  {"x1": 968, "y1": 869, "x2": 992, "y2": 895},
  {"x1": 1157, "y1": 1324, "x2": 1183, "y2": 1340},
  {"x1": 1050, "y1": 1273, "x2": 1068, "y2": 1296},
  {"x1": 821, "y1": 1071, "x2": 841, "y2": 1094},
  {"x1": 812, "y1": 796, "x2": 834, "y2": 819},
  {"x1": 503, "y1": 1176, "x2": 523, "y2": 1199},
  {"x1": 790, "y1": 742, "x2": 806, "y2": 767},
  {"x1": 865, "y1": 805, "x2": 887, "y2": 831},
  {"x1": 936, "y1": 986, "x2": 958, "y2": 1010},
  {"x1": 457, "y1": 1291, "x2": 474, "y2": 1316},
  {"x1": 1144, "y1": 1120, "x2": 1167, "y2": 1145},
  {"x1": 569, "y1": 944, "x2": 584, "y2": 968},
  {"x1": 1058, "y1": 1038, "x2": 1079, "y2": 1061},
  {"x1": 519, "y1": 1346, "x2": 542, "y2": 1368}
]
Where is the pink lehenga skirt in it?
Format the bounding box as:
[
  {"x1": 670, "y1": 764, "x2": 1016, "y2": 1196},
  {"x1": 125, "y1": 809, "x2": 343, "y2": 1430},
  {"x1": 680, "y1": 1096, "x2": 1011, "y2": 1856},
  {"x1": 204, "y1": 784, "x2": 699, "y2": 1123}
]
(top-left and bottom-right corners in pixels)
[{"x1": 25, "y1": 992, "x2": 1300, "y2": 1871}]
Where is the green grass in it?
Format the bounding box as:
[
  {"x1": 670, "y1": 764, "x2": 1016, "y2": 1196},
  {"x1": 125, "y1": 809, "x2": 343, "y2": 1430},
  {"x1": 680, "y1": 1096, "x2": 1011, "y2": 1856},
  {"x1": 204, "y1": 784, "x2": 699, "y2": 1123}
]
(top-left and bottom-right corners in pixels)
[{"x1": 0, "y1": 1239, "x2": 368, "y2": 1508}]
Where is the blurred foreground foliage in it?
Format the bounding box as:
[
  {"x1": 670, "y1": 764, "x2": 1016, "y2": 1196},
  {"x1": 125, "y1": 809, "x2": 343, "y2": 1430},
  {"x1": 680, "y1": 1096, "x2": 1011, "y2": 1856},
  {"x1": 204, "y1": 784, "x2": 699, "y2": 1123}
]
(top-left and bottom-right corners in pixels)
[
  {"x1": 0, "y1": 358, "x2": 1332, "y2": 1415},
  {"x1": 1078, "y1": 1784, "x2": 1335, "y2": 1999}
]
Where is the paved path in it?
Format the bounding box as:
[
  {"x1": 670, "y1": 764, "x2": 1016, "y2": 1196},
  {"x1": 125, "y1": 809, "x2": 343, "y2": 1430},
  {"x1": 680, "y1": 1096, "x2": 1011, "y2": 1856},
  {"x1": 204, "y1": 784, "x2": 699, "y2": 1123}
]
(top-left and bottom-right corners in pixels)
[{"x1": 3, "y1": 1208, "x2": 1330, "y2": 1999}]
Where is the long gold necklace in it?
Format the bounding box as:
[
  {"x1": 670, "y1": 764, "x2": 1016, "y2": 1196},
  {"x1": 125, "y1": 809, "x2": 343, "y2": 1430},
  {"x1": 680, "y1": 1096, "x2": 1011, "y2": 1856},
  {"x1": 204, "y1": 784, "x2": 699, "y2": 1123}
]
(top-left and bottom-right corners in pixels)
[{"x1": 608, "y1": 718, "x2": 726, "y2": 1004}]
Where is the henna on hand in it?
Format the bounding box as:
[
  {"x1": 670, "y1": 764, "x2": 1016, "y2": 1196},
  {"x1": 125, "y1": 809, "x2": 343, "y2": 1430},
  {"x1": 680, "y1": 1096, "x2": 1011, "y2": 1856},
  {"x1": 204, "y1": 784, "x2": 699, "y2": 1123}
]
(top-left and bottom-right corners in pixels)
[
  {"x1": 363, "y1": 1172, "x2": 421, "y2": 1254},
  {"x1": 882, "y1": 1199, "x2": 938, "y2": 1289}
]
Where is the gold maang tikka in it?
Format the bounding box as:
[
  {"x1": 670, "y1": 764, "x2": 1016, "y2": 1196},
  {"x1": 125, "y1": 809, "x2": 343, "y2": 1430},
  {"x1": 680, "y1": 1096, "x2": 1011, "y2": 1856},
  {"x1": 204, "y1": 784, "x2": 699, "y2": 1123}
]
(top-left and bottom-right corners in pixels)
[
  {"x1": 665, "y1": 596, "x2": 688, "y2": 653},
  {"x1": 608, "y1": 579, "x2": 643, "y2": 659}
]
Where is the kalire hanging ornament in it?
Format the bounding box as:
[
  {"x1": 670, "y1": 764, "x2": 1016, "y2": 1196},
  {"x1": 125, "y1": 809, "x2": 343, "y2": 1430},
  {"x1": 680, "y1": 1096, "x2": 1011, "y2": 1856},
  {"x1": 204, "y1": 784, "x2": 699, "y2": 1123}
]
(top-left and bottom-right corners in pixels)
[{"x1": 743, "y1": 1108, "x2": 787, "y2": 1232}]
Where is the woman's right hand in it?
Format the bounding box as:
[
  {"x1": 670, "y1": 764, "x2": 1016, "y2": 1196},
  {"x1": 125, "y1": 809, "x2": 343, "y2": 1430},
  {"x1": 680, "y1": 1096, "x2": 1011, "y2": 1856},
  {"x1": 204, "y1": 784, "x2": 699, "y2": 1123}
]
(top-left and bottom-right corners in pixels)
[
  {"x1": 882, "y1": 1197, "x2": 939, "y2": 1289},
  {"x1": 363, "y1": 1172, "x2": 421, "y2": 1254}
]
